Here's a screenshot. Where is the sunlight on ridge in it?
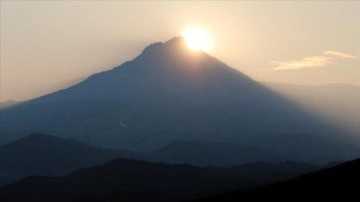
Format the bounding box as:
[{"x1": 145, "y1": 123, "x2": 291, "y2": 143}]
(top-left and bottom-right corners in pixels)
[{"x1": 182, "y1": 27, "x2": 212, "y2": 52}]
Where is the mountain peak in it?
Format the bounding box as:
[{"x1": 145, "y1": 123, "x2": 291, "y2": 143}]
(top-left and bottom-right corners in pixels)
[
  {"x1": 141, "y1": 36, "x2": 204, "y2": 57},
  {"x1": 5, "y1": 133, "x2": 78, "y2": 147},
  {"x1": 164, "y1": 36, "x2": 186, "y2": 45}
]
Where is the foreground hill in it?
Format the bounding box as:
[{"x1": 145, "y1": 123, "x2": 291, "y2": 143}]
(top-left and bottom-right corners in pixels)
[
  {"x1": 0, "y1": 133, "x2": 138, "y2": 186},
  {"x1": 0, "y1": 158, "x2": 250, "y2": 202},
  {"x1": 0, "y1": 134, "x2": 319, "y2": 187},
  {"x1": 196, "y1": 159, "x2": 360, "y2": 201},
  {"x1": 1, "y1": 37, "x2": 359, "y2": 163},
  {"x1": 206, "y1": 161, "x2": 319, "y2": 185},
  {"x1": 150, "y1": 140, "x2": 285, "y2": 166}
]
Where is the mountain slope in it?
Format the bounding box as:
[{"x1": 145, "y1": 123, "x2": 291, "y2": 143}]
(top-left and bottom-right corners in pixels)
[
  {"x1": 264, "y1": 82, "x2": 360, "y2": 137},
  {"x1": 206, "y1": 161, "x2": 319, "y2": 185},
  {"x1": 150, "y1": 140, "x2": 285, "y2": 166},
  {"x1": 0, "y1": 158, "x2": 251, "y2": 202},
  {"x1": 0, "y1": 100, "x2": 20, "y2": 110},
  {"x1": 196, "y1": 159, "x2": 360, "y2": 201},
  {"x1": 0, "y1": 133, "x2": 314, "y2": 187},
  {"x1": 1, "y1": 37, "x2": 359, "y2": 163},
  {"x1": 0, "y1": 133, "x2": 138, "y2": 186}
]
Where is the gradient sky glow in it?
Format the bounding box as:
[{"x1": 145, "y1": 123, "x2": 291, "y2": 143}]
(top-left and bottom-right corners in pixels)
[{"x1": 1, "y1": 1, "x2": 360, "y2": 102}]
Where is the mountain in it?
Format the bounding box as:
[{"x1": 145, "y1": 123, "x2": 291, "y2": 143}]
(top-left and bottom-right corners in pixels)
[
  {"x1": 1, "y1": 37, "x2": 359, "y2": 163},
  {"x1": 264, "y1": 82, "x2": 360, "y2": 137},
  {"x1": 0, "y1": 133, "x2": 139, "y2": 186},
  {"x1": 196, "y1": 159, "x2": 360, "y2": 201},
  {"x1": 206, "y1": 161, "x2": 319, "y2": 185},
  {"x1": 0, "y1": 133, "x2": 313, "y2": 187},
  {"x1": 0, "y1": 195, "x2": 12, "y2": 202},
  {"x1": 0, "y1": 158, "x2": 251, "y2": 202},
  {"x1": 0, "y1": 100, "x2": 20, "y2": 110},
  {"x1": 150, "y1": 140, "x2": 285, "y2": 166}
]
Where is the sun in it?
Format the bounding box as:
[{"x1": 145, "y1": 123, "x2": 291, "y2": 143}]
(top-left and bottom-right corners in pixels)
[{"x1": 182, "y1": 27, "x2": 212, "y2": 52}]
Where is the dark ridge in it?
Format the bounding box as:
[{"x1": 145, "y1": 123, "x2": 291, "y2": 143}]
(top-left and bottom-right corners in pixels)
[
  {"x1": 0, "y1": 157, "x2": 251, "y2": 202},
  {"x1": 0, "y1": 133, "x2": 137, "y2": 186},
  {"x1": 195, "y1": 159, "x2": 360, "y2": 201}
]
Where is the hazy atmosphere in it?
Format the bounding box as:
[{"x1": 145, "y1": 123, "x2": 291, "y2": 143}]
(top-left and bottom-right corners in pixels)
[
  {"x1": 1, "y1": 1, "x2": 360, "y2": 102},
  {"x1": 1, "y1": 2, "x2": 360, "y2": 201}
]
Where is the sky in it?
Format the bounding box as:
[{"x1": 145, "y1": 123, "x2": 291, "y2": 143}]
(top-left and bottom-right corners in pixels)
[{"x1": 1, "y1": 1, "x2": 360, "y2": 102}]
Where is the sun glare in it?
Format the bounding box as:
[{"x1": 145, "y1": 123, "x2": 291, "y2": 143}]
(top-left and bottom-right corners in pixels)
[{"x1": 182, "y1": 28, "x2": 212, "y2": 52}]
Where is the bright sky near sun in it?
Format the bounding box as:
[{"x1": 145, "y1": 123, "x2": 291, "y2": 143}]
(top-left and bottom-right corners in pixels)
[
  {"x1": 182, "y1": 27, "x2": 212, "y2": 51},
  {"x1": 1, "y1": 1, "x2": 360, "y2": 102}
]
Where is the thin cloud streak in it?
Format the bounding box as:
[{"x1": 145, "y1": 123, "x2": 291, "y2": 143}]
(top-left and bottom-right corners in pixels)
[
  {"x1": 271, "y1": 51, "x2": 357, "y2": 70},
  {"x1": 324, "y1": 51, "x2": 356, "y2": 58},
  {"x1": 271, "y1": 56, "x2": 332, "y2": 70}
]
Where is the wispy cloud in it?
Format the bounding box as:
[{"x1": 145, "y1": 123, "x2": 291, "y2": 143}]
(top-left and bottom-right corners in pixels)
[
  {"x1": 271, "y1": 51, "x2": 357, "y2": 70},
  {"x1": 271, "y1": 56, "x2": 332, "y2": 70},
  {"x1": 324, "y1": 51, "x2": 356, "y2": 58}
]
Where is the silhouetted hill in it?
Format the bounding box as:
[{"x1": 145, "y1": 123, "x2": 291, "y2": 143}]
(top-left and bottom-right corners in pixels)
[
  {"x1": 1, "y1": 37, "x2": 359, "y2": 163},
  {"x1": 196, "y1": 159, "x2": 360, "y2": 201},
  {"x1": 206, "y1": 161, "x2": 319, "y2": 185},
  {"x1": 0, "y1": 133, "x2": 138, "y2": 186},
  {"x1": 0, "y1": 194, "x2": 12, "y2": 202},
  {"x1": 72, "y1": 190, "x2": 175, "y2": 202},
  {"x1": 0, "y1": 133, "x2": 317, "y2": 188},
  {"x1": 151, "y1": 140, "x2": 285, "y2": 166},
  {"x1": 0, "y1": 158, "x2": 251, "y2": 202}
]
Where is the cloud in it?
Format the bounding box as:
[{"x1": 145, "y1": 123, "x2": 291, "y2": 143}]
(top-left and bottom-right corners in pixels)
[
  {"x1": 271, "y1": 51, "x2": 357, "y2": 70},
  {"x1": 271, "y1": 56, "x2": 332, "y2": 70},
  {"x1": 324, "y1": 51, "x2": 356, "y2": 58}
]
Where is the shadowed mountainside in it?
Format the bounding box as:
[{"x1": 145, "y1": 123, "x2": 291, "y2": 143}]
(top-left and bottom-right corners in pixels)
[
  {"x1": 196, "y1": 159, "x2": 360, "y2": 202},
  {"x1": 150, "y1": 140, "x2": 286, "y2": 166},
  {"x1": 205, "y1": 161, "x2": 319, "y2": 185},
  {"x1": 264, "y1": 82, "x2": 360, "y2": 137},
  {"x1": 0, "y1": 158, "x2": 251, "y2": 202},
  {"x1": 0, "y1": 133, "x2": 140, "y2": 186},
  {"x1": 0, "y1": 134, "x2": 320, "y2": 187}
]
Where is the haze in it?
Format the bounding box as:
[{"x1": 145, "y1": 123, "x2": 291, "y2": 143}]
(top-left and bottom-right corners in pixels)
[
  {"x1": 1, "y1": 1, "x2": 360, "y2": 102},
  {"x1": 2, "y1": 2, "x2": 360, "y2": 199}
]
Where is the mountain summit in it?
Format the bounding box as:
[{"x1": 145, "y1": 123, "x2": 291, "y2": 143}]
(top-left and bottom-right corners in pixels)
[{"x1": 1, "y1": 37, "x2": 359, "y2": 163}]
